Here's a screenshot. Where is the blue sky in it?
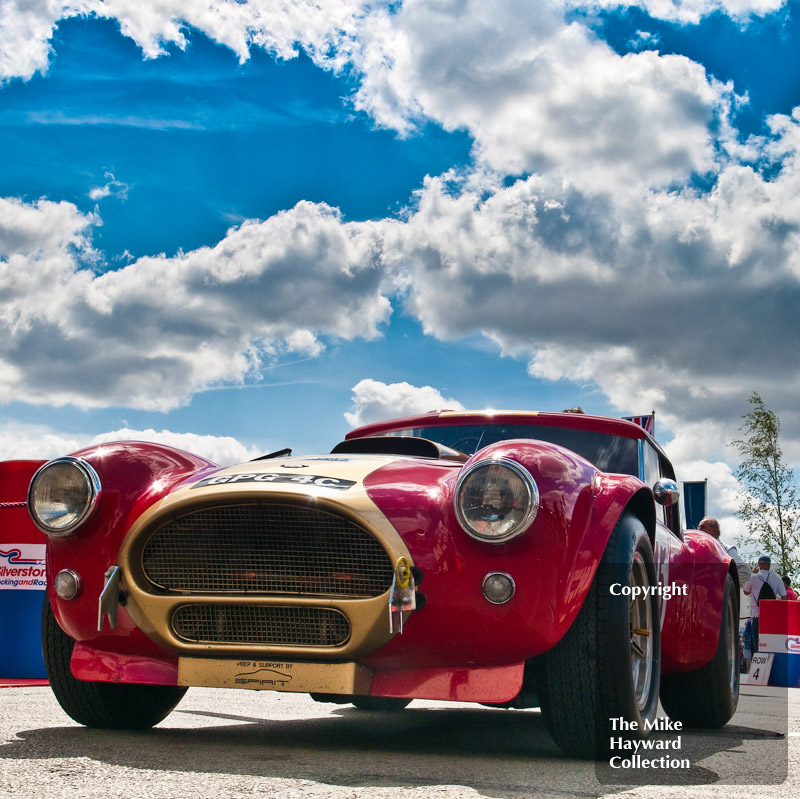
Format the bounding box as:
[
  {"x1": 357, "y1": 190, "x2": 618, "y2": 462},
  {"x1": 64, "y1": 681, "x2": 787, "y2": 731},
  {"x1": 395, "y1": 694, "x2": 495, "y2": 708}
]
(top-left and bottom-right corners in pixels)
[{"x1": 1, "y1": 0, "x2": 799, "y2": 540}]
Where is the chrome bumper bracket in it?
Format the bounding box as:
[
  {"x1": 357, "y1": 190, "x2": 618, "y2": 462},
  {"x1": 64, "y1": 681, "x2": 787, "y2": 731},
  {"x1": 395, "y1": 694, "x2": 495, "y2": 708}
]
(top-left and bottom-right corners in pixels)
[{"x1": 98, "y1": 565, "x2": 121, "y2": 632}]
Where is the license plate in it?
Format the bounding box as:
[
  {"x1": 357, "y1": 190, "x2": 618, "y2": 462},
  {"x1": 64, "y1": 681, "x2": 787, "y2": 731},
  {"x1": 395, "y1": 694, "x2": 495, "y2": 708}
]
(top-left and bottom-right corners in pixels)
[{"x1": 177, "y1": 657, "x2": 372, "y2": 694}]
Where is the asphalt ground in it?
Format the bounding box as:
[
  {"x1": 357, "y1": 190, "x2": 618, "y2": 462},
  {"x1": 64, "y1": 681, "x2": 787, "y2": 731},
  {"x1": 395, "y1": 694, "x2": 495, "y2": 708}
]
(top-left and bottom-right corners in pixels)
[{"x1": 0, "y1": 684, "x2": 795, "y2": 799}]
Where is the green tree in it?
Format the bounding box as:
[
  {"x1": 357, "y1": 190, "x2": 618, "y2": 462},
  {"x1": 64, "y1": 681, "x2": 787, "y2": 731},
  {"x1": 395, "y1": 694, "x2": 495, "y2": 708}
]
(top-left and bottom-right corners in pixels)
[{"x1": 731, "y1": 392, "x2": 800, "y2": 578}]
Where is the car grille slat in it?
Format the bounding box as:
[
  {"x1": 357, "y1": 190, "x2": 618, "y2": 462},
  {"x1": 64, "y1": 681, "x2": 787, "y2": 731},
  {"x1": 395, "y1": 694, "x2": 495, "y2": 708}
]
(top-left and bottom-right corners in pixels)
[
  {"x1": 172, "y1": 605, "x2": 350, "y2": 647},
  {"x1": 141, "y1": 503, "x2": 394, "y2": 598}
]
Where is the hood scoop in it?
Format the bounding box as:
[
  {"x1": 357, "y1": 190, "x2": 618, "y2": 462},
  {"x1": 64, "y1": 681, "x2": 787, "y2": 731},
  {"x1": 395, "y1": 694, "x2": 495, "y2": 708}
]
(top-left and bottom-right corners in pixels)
[{"x1": 332, "y1": 436, "x2": 468, "y2": 462}]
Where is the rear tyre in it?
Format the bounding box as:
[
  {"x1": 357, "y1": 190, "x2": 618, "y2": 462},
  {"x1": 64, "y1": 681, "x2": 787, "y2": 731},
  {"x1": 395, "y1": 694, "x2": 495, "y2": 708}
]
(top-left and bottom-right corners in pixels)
[
  {"x1": 536, "y1": 512, "x2": 661, "y2": 758},
  {"x1": 42, "y1": 597, "x2": 186, "y2": 729},
  {"x1": 660, "y1": 573, "x2": 739, "y2": 727},
  {"x1": 350, "y1": 696, "x2": 411, "y2": 711}
]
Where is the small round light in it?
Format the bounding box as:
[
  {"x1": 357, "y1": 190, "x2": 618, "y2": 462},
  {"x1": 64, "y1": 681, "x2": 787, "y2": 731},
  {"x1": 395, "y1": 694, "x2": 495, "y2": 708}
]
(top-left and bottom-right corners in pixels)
[
  {"x1": 482, "y1": 572, "x2": 516, "y2": 604},
  {"x1": 54, "y1": 569, "x2": 82, "y2": 600},
  {"x1": 454, "y1": 457, "x2": 539, "y2": 542},
  {"x1": 28, "y1": 457, "x2": 102, "y2": 536}
]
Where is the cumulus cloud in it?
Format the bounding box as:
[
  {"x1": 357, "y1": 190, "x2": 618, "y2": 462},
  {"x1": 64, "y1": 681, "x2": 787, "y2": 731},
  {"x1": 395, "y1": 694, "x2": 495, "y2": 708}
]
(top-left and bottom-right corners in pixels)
[
  {"x1": 0, "y1": 1, "x2": 748, "y2": 195},
  {"x1": 0, "y1": 195, "x2": 95, "y2": 257},
  {"x1": 3, "y1": 102, "x2": 799, "y2": 445},
  {"x1": 0, "y1": 198, "x2": 391, "y2": 409},
  {"x1": 349, "y1": 2, "x2": 733, "y2": 192},
  {"x1": 386, "y1": 101, "x2": 800, "y2": 440},
  {"x1": 89, "y1": 427, "x2": 260, "y2": 464},
  {"x1": 0, "y1": 3, "x2": 779, "y2": 200},
  {"x1": 1, "y1": 1, "x2": 784, "y2": 85},
  {"x1": 87, "y1": 0, "x2": 368, "y2": 63},
  {"x1": 0, "y1": 421, "x2": 82, "y2": 461},
  {"x1": 0, "y1": 420, "x2": 258, "y2": 464},
  {"x1": 0, "y1": 0, "x2": 368, "y2": 83},
  {"x1": 0, "y1": 1, "x2": 86, "y2": 82},
  {"x1": 345, "y1": 378, "x2": 465, "y2": 428}
]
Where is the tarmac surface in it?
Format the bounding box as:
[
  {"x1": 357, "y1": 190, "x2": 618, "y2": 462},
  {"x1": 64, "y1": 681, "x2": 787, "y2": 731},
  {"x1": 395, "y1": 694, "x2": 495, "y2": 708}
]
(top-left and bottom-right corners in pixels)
[{"x1": 0, "y1": 683, "x2": 796, "y2": 799}]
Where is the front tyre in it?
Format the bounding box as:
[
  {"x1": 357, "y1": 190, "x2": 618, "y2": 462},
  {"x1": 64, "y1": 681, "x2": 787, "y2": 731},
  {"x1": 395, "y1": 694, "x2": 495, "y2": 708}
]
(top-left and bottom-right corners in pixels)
[
  {"x1": 660, "y1": 573, "x2": 739, "y2": 727},
  {"x1": 536, "y1": 512, "x2": 661, "y2": 759},
  {"x1": 42, "y1": 596, "x2": 186, "y2": 729}
]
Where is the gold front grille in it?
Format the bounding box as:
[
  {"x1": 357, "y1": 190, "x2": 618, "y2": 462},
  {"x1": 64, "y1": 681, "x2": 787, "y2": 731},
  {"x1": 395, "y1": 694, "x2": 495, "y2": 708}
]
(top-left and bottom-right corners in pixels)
[
  {"x1": 141, "y1": 503, "x2": 394, "y2": 598},
  {"x1": 172, "y1": 605, "x2": 350, "y2": 647}
]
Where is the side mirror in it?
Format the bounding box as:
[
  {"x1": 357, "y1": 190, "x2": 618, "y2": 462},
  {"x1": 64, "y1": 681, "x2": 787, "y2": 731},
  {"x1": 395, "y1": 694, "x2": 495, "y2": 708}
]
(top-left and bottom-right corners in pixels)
[{"x1": 653, "y1": 478, "x2": 680, "y2": 507}]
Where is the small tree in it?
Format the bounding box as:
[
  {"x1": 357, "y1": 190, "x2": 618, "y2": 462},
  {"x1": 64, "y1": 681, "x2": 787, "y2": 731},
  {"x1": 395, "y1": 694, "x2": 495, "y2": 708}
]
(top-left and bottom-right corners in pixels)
[{"x1": 731, "y1": 392, "x2": 800, "y2": 578}]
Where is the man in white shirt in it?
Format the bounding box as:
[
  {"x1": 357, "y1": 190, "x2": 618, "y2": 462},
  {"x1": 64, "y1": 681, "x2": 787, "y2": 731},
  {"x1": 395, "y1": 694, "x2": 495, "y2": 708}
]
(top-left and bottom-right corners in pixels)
[
  {"x1": 743, "y1": 555, "x2": 786, "y2": 653},
  {"x1": 697, "y1": 517, "x2": 753, "y2": 587}
]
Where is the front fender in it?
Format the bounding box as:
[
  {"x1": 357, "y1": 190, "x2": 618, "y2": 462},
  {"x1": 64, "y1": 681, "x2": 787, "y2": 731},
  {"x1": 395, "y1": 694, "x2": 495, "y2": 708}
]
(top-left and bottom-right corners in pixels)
[
  {"x1": 362, "y1": 440, "x2": 652, "y2": 668},
  {"x1": 42, "y1": 442, "x2": 217, "y2": 650}
]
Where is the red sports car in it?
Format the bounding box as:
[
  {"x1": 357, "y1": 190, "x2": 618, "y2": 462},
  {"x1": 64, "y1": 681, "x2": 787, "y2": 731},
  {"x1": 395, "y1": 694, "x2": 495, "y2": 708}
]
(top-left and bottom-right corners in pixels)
[{"x1": 5, "y1": 410, "x2": 740, "y2": 757}]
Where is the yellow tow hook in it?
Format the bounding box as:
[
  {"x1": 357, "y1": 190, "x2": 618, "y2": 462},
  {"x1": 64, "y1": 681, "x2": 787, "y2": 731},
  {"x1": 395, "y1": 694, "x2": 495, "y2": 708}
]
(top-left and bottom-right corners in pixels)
[{"x1": 389, "y1": 556, "x2": 416, "y2": 634}]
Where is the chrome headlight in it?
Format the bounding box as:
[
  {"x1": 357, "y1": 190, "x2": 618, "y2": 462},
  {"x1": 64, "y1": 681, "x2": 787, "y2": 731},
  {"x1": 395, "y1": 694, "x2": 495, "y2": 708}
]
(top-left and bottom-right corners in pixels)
[
  {"x1": 28, "y1": 457, "x2": 102, "y2": 536},
  {"x1": 454, "y1": 457, "x2": 539, "y2": 543}
]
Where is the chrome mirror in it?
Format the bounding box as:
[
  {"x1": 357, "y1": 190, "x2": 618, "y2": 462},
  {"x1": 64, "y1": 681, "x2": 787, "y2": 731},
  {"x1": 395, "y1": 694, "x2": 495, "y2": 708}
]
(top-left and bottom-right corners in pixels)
[{"x1": 653, "y1": 478, "x2": 680, "y2": 507}]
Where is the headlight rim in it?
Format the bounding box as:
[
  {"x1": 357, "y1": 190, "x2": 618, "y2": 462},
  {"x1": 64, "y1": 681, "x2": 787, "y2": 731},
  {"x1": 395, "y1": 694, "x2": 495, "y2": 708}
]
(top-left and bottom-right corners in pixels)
[
  {"x1": 454, "y1": 456, "x2": 539, "y2": 543},
  {"x1": 27, "y1": 456, "x2": 102, "y2": 536}
]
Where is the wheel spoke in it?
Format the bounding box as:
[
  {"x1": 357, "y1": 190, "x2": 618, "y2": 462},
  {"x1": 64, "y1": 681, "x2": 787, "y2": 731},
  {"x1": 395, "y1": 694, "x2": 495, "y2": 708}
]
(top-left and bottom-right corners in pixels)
[{"x1": 628, "y1": 552, "x2": 654, "y2": 711}]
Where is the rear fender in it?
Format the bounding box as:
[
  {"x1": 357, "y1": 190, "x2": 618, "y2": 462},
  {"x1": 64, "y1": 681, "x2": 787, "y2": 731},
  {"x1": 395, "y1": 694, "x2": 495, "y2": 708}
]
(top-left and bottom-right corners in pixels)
[{"x1": 660, "y1": 530, "x2": 731, "y2": 673}]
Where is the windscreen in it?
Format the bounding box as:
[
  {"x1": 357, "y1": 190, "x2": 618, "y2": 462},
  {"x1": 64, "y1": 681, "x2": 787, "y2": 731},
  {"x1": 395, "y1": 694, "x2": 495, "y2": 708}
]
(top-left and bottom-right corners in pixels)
[{"x1": 379, "y1": 424, "x2": 639, "y2": 475}]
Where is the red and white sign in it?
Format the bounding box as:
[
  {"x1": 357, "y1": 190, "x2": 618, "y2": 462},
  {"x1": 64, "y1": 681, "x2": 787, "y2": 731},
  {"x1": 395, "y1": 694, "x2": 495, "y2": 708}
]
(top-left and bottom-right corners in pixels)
[
  {"x1": 0, "y1": 543, "x2": 46, "y2": 591},
  {"x1": 759, "y1": 600, "x2": 800, "y2": 652}
]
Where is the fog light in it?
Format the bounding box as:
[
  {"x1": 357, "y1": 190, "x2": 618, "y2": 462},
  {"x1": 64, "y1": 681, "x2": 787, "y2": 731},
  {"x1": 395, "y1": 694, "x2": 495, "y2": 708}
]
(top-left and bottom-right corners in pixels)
[
  {"x1": 54, "y1": 569, "x2": 82, "y2": 600},
  {"x1": 482, "y1": 572, "x2": 515, "y2": 604}
]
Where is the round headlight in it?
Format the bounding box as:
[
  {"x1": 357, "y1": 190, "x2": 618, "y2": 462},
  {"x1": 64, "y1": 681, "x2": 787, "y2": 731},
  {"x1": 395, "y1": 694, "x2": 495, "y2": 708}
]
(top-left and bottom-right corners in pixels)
[
  {"x1": 454, "y1": 457, "x2": 539, "y2": 543},
  {"x1": 28, "y1": 457, "x2": 102, "y2": 536}
]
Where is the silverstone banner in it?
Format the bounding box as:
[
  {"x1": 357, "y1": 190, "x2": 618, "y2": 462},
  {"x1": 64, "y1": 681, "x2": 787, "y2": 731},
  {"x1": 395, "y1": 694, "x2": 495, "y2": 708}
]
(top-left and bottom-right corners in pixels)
[
  {"x1": 0, "y1": 543, "x2": 46, "y2": 591},
  {"x1": 0, "y1": 460, "x2": 48, "y2": 678}
]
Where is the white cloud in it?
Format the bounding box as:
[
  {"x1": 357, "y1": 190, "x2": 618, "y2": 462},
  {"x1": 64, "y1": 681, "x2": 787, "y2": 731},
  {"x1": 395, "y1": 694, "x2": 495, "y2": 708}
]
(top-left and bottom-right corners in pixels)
[
  {"x1": 349, "y1": 2, "x2": 732, "y2": 192},
  {"x1": 387, "y1": 101, "x2": 800, "y2": 449},
  {"x1": 0, "y1": 198, "x2": 392, "y2": 410},
  {"x1": 345, "y1": 378, "x2": 465, "y2": 428},
  {"x1": 2, "y1": 1, "x2": 783, "y2": 84},
  {"x1": 3, "y1": 101, "x2": 800, "y2": 452},
  {"x1": 0, "y1": 0, "x2": 370, "y2": 83},
  {"x1": 571, "y1": 1, "x2": 786, "y2": 25},
  {"x1": 0, "y1": 1, "x2": 86, "y2": 82},
  {"x1": 89, "y1": 427, "x2": 260, "y2": 465},
  {"x1": 0, "y1": 195, "x2": 96, "y2": 257},
  {"x1": 87, "y1": 172, "x2": 129, "y2": 202},
  {"x1": 0, "y1": 420, "x2": 259, "y2": 465},
  {"x1": 0, "y1": 421, "x2": 82, "y2": 460},
  {"x1": 0, "y1": 4, "x2": 776, "y2": 201},
  {"x1": 86, "y1": 0, "x2": 369, "y2": 63}
]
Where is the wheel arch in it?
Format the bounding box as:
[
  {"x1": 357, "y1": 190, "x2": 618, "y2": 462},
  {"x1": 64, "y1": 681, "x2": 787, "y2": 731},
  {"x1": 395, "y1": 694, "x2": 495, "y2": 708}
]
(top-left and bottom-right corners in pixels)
[{"x1": 622, "y1": 487, "x2": 657, "y2": 548}]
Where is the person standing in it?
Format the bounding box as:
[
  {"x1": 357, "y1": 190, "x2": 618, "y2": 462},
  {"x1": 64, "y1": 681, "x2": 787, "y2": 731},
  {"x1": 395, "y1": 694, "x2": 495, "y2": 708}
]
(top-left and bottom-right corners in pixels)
[
  {"x1": 782, "y1": 575, "x2": 798, "y2": 601},
  {"x1": 697, "y1": 517, "x2": 752, "y2": 587},
  {"x1": 743, "y1": 556, "x2": 787, "y2": 653}
]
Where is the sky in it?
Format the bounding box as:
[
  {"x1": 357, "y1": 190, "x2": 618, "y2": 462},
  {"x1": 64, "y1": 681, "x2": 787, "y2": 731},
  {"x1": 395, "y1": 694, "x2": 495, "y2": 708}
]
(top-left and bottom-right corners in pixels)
[{"x1": 1, "y1": 0, "x2": 799, "y2": 552}]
